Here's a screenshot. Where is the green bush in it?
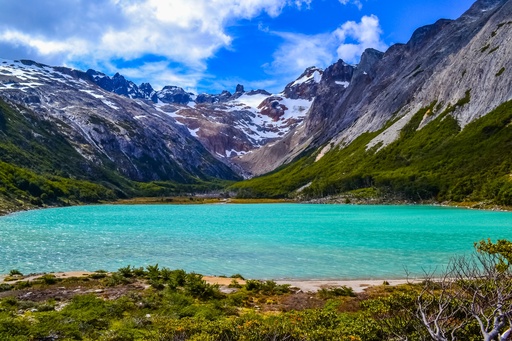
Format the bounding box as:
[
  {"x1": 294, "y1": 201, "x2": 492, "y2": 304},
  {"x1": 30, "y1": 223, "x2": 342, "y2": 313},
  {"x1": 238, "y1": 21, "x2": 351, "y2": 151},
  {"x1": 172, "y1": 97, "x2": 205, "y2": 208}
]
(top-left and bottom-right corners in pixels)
[
  {"x1": 8, "y1": 269, "x2": 22, "y2": 276},
  {"x1": 37, "y1": 274, "x2": 58, "y2": 285},
  {"x1": 317, "y1": 286, "x2": 356, "y2": 299},
  {"x1": 245, "y1": 280, "x2": 290, "y2": 295},
  {"x1": 183, "y1": 273, "x2": 221, "y2": 300},
  {"x1": 14, "y1": 281, "x2": 32, "y2": 289},
  {"x1": 0, "y1": 284, "x2": 12, "y2": 292}
]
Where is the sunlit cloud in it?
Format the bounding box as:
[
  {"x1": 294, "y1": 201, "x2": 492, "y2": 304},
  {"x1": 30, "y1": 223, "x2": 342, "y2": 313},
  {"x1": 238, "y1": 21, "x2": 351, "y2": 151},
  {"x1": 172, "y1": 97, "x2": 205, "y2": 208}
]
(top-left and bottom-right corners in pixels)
[
  {"x1": 0, "y1": 0, "x2": 381, "y2": 92},
  {"x1": 334, "y1": 14, "x2": 387, "y2": 62},
  {"x1": 266, "y1": 15, "x2": 387, "y2": 81},
  {"x1": 0, "y1": 0, "x2": 312, "y2": 90},
  {"x1": 265, "y1": 32, "x2": 335, "y2": 77},
  {"x1": 0, "y1": 30, "x2": 88, "y2": 56}
]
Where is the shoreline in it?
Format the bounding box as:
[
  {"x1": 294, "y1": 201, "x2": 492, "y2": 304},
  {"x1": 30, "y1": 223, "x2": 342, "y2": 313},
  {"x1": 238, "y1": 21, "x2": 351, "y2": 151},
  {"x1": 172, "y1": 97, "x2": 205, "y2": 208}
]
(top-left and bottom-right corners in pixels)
[
  {"x1": 275, "y1": 278, "x2": 422, "y2": 293},
  {"x1": 1, "y1": 196, "x2": 510, "y2": 218},
  {"x1": 0, "y1": 271, "x2": 421, "y2": 293}
]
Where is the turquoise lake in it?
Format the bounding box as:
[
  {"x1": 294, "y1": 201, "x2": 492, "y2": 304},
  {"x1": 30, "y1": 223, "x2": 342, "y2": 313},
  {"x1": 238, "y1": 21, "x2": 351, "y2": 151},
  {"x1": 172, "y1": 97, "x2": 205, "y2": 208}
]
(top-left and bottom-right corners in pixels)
[{"x1": 1, "y1": 204, "x2": 511, "y2": 279}]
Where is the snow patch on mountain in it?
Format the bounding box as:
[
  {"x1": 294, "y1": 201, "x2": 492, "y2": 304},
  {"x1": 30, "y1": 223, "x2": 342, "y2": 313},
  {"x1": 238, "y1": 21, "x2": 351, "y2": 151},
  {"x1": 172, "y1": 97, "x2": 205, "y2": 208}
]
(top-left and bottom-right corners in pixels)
[
  {"x1": 292, "y1": 69, "x2": 322, "y2": 86},
  {"x1": 80, "y1": 89, "x2": 105, "y2": 99},
  {"x1": 234, "y1": 93, "x2": 269, "y2": 109},
  {"x1": 335, "y1": 81, "x2": 350, "y2": 88}
]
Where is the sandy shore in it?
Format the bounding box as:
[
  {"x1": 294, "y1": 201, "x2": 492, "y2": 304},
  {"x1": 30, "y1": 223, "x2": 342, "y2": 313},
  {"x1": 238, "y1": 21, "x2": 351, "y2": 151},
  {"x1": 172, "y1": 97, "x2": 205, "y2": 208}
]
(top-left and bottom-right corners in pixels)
[
  {"x1": 0, "y1": 271, "x2": 95, "y2": 283},
  {"x1": 275, "y1": 278, "x2": 421, "y2": 293},
  {"x1": 1, "y1": 271, "x2": 421, "y2": 293}
]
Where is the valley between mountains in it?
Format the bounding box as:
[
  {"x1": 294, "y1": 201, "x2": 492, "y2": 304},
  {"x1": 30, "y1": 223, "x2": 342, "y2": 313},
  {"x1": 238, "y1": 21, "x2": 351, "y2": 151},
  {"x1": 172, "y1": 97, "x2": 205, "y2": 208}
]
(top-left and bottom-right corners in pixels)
[{"x1": 0, "y1": 0, "x2": 511, "y2": 213}]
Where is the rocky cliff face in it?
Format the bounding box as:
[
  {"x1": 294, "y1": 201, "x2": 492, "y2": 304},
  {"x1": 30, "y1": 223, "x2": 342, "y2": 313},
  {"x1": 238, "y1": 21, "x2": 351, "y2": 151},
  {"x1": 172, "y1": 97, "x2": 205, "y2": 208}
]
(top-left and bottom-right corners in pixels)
[{"x1": 234, "y1": 0, "x2": 512, "y2": 176}]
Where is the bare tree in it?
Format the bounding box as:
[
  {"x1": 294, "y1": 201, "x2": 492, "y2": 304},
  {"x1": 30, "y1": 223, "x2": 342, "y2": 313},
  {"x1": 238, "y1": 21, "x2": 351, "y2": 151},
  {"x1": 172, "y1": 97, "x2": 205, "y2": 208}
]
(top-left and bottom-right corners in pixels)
[
  {"x1": 415, "y1": 268, "x2": 466, "y2": 341},
  {"x1": 416, "y1": 239, "x2": 512, "y2": 341}
]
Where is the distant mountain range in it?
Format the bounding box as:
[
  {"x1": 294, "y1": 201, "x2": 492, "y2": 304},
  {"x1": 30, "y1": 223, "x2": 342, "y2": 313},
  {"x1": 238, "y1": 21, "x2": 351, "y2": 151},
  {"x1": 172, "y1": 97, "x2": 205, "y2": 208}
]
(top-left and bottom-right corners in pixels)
[
  {"x1": 0, "y1": 0, "x2": 511, "y2": 210},
  {"x1": 0, "y1": 58, "x2": 320, "y2": 180}
]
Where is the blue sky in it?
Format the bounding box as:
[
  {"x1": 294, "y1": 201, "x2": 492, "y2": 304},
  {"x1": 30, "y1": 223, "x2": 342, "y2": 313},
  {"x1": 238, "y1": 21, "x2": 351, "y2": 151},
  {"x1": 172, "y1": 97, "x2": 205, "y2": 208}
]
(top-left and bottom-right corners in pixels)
[{"x1": 0, "y1": 0, "x2": 475, "y2": 94}]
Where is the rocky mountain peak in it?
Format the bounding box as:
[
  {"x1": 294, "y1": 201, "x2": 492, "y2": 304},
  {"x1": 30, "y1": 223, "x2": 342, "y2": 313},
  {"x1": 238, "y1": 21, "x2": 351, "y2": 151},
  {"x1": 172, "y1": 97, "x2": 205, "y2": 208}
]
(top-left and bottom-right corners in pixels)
[
  {"x1": 463, "y1": 0, "x2": 507, "y2": 18},
  {"x1": 158, "y1": 86, "x2": 193, "y2": 104},
  {"x1": 282, "y1": 66, "x2": 323, "y2": 100},
  {"x1": 139, "y1": 82, "x2": 157, "y2": 103},
  {"x1": 198, "y1": 90, "x2": 236, "y2": 103},
  {"x1": 195, "y1": 93, "x2": 218, "y2": 104},
  {"x1": 86, "y1": 69, "x2": 142, "y2": 99},
  {"x1": 246, "y1": 89, "x2": 271, "y2": 96},
  {"x1": 353, "y1": 48, "x2": 383, "y2": 79},
  {"x1": 235, "y1": 84, "x2": 245, "y2": 93},
  {"x1": 321, "y1": 59, "x2": 355, "y2": 86},
  {"x1": 230, "y1": 84, "x2": 246, "y2": 100},
  {"x1": 408, "y1": 19, "x2": 454, "y2": 51}
]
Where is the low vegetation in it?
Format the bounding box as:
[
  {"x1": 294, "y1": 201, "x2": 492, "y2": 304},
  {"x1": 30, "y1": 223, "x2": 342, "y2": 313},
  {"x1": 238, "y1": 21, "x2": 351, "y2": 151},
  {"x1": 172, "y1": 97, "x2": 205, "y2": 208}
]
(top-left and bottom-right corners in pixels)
[{"x1": 2, "y1": 240, "x2": 512, "y2": 340}]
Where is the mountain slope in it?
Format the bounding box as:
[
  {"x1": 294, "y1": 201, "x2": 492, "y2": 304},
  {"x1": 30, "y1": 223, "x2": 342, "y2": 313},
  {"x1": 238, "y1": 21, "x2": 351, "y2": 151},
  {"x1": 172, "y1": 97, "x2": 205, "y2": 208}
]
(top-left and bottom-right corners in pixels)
[
  {"x1": 230, "y1": 0, "x2": 512, "y2": 205},
  {"x1": 0, "y1": 96, "x2": 239, "y2": 213},
  {"x1": 0, "y1": 59, "x2": 322, "y2": 178},
  {"x1": 86, "y1": 68, "x2": 321, "y2": 169},
  {"x1": 234, "y1": 0, "x2": 512, "y2": 177},
  {"x1": 0, "y1": 59, "x2": 239, "y2": 182},
  {"x1": 232, "y1": 100, "x2": 512, "y2": 206},
  {"x1": 0, "y1": 97, "x2": 119, "y2": 213}
]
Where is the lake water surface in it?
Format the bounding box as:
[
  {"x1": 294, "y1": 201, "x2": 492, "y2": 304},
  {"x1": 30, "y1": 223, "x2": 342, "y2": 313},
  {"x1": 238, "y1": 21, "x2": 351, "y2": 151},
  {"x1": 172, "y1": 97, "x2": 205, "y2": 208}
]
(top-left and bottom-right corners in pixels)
[{"x1": 1, "y1": 204, "x2": 511, "y2": 279}]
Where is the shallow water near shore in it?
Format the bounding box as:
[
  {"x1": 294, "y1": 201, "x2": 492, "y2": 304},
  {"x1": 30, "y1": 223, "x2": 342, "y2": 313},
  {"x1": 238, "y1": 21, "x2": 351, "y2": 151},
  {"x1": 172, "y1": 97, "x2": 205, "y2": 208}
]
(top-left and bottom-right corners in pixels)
[{"x1": 1, "y1": 204, "x2": 511, "y2": 279}]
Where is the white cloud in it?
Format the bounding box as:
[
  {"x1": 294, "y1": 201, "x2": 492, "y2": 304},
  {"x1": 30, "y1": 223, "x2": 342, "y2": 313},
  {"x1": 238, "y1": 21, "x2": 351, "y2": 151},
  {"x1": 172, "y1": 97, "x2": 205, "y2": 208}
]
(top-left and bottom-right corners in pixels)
[
  {"x1": 338, "y1": 0, "x2": 363, "y2": 10},
  {"x1": 0, "y1": 0, "x2": 311, "y2": 90},
  {"x1": 265, "y1": 32, "x2": 335, "y2": 77},
  {"x1": 0, "y1": 0, "x2": 382, "y2": 92},
  {"x1": 266, "y1": 15, "x2": 387, "y2": 81},
  {"x1": 0, "y1": 30, "x2": 89, "y2": 56},
  {"x1": 334, "y1": 14, "x2": 387, "y2": 62}
]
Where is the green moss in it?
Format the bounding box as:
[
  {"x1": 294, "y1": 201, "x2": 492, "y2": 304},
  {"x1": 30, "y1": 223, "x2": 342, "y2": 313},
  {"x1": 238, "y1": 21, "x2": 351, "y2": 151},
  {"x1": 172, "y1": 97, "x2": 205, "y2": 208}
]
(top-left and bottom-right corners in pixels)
[
  {"x1": 488, "y1": 46, "x2": 500, "y2": 54},
  {"x1": 496, "y1": 67, "x2": 506, "y2": 77}
]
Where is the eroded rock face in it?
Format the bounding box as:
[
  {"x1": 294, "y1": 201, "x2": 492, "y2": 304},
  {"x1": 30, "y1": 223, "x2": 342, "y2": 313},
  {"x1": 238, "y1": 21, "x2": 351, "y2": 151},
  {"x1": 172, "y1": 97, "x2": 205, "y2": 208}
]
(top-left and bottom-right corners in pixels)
[
  {"x1": 85, "y1": 69, "x2": 321, "y2": 173},
  {"x1": 235, "y1": 0, "x2": 512, "y2": 176},
  {"x1": 258, "y1": 96, "x2": 288, "y2": 121}
]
